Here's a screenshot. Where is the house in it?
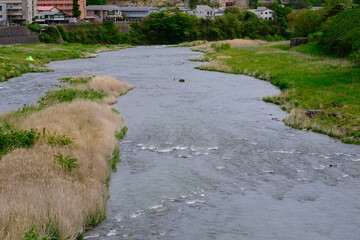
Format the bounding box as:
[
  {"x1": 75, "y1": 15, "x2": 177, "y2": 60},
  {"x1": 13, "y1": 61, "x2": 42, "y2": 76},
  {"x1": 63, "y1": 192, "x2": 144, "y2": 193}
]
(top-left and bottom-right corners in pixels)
[
  {"x1": 35, "y1": 6, "x2": 68, "y2": 24},
  {"x1": 248, "y1": 7, "x2": 274, "y2": 20},
  {"x1": 192, "y1": 5, "x2": 214, "y2": 19},
  {"x1": 37, "y1": 0, "x2": 86, "y2": 19},
  {"x1": 119, "y1": 7, "x2": 158, "y2": 21},
  {"x1": 86, "y1": 5, "x2": 121, "y2": 22},
  {"x1": 41, "y1": 11, "x2": 67, "y2": 24},
  {"x1": 0, "y1": 0, "x2": 37, "y2": 25}
]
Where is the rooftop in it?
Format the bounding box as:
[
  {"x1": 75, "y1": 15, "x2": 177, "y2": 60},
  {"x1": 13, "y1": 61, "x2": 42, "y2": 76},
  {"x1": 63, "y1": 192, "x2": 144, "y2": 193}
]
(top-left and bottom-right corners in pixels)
[
  {"x1": 196, "y1": 5, "x2": 213, "y2": 11},
  {"x1": 119, "y1": 7, "x2": 158, "y2": 12},
  {"x1": 38, "y1": 6, "x2": 56, "y2": 11},
  {"x1": 86, "y1": 5, "x2": 121, "y2": 11}
]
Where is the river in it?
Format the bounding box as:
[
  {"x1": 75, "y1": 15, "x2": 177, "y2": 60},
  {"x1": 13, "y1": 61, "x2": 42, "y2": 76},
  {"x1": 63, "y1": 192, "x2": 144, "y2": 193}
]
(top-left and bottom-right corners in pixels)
[{"x1": 1, "y1": 46, "x2": 360, "y2": 240}]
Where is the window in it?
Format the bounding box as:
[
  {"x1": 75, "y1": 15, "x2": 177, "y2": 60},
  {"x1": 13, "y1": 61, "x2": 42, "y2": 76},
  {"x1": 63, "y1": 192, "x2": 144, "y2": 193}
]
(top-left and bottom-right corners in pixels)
[{"x1": 0, "y1": 6, "x2": 2, "y2": 11}]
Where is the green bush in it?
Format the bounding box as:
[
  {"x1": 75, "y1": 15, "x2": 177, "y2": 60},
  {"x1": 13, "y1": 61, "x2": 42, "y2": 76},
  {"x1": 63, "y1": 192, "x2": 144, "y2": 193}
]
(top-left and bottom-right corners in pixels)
[
  {"x1": 54, "y1": 153, "x2": 79, "y2": 172},
  {"x1": 115, "y1": 126, "x2": 128, "y2": 140},
  {"x1": 0, "y1": 125, "x2": 39, "y2": 159},
  {"x1": 47, "y1": 134, "x2": 73, "y2": 147},
  {"x1": 27, "y1": 24, "x2": 42, "y2": 32},
  {"x1": 320, "y1": 8, "x2": 360, "y2": 62}
]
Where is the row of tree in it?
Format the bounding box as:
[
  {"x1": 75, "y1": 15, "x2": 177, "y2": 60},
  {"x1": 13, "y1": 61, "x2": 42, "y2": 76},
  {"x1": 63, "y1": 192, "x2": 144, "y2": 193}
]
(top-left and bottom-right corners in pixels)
[{"x1": 35, "y1": 3, "x2": 359, "y2": 62}]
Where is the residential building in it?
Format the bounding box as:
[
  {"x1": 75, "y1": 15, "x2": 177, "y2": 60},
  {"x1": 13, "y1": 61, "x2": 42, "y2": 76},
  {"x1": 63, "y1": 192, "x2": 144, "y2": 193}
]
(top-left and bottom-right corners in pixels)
[
  {"x1": 0, "y1": 0, "x2": 37, "y2": 25},
  {"x1": 37, "y1": 0, "x2": 86, "y2": 19},
  {"x1": 248, "y1": 7, "x2": 274, "y2": 20},
  {"x1": 214, "y1": 9, "x2": 224, "y2": 17},
  {"x1": 192, "y1": 5, "x2": 214, "y2": 19},
  {"x1": 0, "y1": 3, "x2": 7, "y2": 25},
  {"x1": 86, "y1": 5, "x2": 121, "y2": 22},
  {"x1": 35, "y1": 6, "x2": 68, "y2": 24},
  {"x1": 119, "y1": 7, "x2": 158, "y2": 21}
]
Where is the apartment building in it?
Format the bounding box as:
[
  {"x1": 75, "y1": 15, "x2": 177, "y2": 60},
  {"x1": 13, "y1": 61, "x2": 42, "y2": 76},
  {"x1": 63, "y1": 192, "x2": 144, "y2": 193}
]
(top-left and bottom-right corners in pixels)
[{"x1": 0, "y1": 0, "x2": 36, "y2": 25}]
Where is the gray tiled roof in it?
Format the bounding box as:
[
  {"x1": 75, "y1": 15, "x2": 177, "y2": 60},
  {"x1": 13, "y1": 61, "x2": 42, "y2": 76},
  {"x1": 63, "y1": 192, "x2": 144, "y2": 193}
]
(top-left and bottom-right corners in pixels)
[
  {"x1": 119, "y1": 7, "x2": 158, "y2": 12},
  {"x1": 86, "y1": 5, "x2": 121, "y2": 11}
]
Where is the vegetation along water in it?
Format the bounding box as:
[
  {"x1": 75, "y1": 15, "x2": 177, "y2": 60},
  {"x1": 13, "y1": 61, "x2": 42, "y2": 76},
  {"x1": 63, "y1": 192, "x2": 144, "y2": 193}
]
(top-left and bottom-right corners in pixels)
[
  {"x1": 0, "y1": 1, "x2": 359, "y2": 239},
  {"x1": 0, "y1": 75, "x2": 132, "y2": 239}
]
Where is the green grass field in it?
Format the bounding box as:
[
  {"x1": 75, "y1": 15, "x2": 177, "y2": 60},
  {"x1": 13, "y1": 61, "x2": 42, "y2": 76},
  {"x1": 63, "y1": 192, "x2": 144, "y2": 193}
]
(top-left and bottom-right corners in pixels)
[
  {"x1": 196, "y1": 41, "x2": 360, "y2": 144},
  {"x1": 0, "y1": 43, "x2": 128, "y2": 82}
]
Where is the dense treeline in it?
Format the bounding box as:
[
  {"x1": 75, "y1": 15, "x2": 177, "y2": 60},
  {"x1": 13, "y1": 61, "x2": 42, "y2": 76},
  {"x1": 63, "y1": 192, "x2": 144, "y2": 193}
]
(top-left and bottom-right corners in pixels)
[
  {"x1": 131, "y1": 10, "x2": 287, "y2": 44},
  {"x1": 38, "y1": 7, "x2": 289, "y2": 45},
  {"x1": 33, "y1": 4, "x2": 360, "y2": 62},
  {"x1": 289, "y1": 6, "x2": 360, "y2": 62}
]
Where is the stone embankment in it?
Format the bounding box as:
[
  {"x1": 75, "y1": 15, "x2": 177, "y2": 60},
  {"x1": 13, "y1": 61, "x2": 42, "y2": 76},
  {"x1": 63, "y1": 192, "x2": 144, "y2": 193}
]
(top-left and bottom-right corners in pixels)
[{"x1": 0, "y1": 26, "x2": 39, "y2": 45}]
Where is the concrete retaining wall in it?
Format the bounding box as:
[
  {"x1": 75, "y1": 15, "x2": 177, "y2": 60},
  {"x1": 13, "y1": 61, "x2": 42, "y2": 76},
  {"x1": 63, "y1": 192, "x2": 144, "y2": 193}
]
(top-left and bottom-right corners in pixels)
[{"x1": 0, "y1": 26, "x2": 39, "y2": 45}]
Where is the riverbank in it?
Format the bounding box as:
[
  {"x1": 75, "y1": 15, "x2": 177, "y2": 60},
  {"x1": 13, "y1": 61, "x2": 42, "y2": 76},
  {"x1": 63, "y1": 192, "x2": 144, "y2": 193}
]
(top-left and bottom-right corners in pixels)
[
  {"x1": 190, "y1": 40, "x2": 360, "y2": 144},
  {"x1": 0, "y1": 43, "x2": 130, "y2": 82},
  {"x1": 0, "y1": 75, "x2": 133, "y2": 240}
]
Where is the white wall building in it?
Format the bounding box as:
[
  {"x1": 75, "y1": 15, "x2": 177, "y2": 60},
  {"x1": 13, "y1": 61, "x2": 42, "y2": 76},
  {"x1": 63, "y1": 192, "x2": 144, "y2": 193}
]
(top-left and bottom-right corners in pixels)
[
  {"x1": 248, "y1": 7, "x2": 274, "y2": 20},
  {"x1": 192, "y1": 5, "x2": 214, "y2": 19}
]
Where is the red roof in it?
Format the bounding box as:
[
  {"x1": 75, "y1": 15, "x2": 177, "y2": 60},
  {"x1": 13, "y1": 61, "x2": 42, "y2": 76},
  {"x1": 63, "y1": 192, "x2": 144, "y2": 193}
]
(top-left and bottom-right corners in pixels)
[{"x1": 38, "y1": 6, "x2": 56, "y2": 11}]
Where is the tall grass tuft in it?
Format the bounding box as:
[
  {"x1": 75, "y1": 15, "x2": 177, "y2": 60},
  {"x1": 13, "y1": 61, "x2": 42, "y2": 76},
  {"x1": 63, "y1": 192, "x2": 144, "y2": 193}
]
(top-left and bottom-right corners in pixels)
[{"x1": 0, "y1": 76, "x2": 133, "y2": 239}]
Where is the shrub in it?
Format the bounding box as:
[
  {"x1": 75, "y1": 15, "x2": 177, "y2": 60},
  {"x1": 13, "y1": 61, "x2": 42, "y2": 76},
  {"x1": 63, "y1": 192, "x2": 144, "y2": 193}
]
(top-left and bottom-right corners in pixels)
[
  {"x1": 54, "y1": 153, "x2": 79, "y2": 172},
  {"x1": 0, "y1": 125, "x2": 39, "y2": 159},
  {"x1": 320, "y1": 8, "x2": 360, "y2": 62},
  {"x1": 47, "y1": 134, "x2": 73, "y2": 147},
  {"x1": 115, "y1": 126, "x2": 128, "y2": 140},
  {"x1": 27, "y1": 24, "x2": 42, "y2": 32}
]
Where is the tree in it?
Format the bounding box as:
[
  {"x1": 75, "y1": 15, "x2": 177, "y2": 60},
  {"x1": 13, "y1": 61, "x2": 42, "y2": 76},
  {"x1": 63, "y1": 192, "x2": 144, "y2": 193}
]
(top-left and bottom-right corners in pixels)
[
  {"x1": 271, "y1": 3, "x2": 292, "y2": 36},
  {"x1": 224, "y1": 6, "x2": 242, "y2": 15},
  {"x1": 72, "y1": 0, "x2": 81, "y2": 18},
  {"x1": 293, "y1": 10, "x2": 326, "y2": 36}
]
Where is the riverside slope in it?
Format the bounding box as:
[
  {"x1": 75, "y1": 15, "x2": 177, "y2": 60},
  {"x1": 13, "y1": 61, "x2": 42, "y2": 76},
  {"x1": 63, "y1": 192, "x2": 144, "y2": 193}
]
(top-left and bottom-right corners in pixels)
[{"x1": 1, "y1": 46, "x2": 359, "y2": 239}]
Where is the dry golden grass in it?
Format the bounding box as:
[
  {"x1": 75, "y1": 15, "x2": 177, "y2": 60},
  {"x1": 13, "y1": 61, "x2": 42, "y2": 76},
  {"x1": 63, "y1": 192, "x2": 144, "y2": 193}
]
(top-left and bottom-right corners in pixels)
[
  {"x1": 72, "y1": 75, "x2": 133, "y2": 105},
  {"x1": 0, "y1": 76, "x2": 132, "y2": 240},
  {"x1": 191, "y1": 39, "x2": 265, "y2": 53},
  {"x1": 200, "y1": 60, "x2": 232, "y2": 72},
  {"x1": 284, "y1": 108, "x2": 345, "y2": 137}
]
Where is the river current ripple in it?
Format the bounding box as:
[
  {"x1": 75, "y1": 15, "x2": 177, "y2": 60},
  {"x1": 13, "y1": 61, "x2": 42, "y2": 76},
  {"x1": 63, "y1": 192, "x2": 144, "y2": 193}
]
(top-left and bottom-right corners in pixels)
[{"x1": 1, "y1": 46, "x2": 359, "y2": 240}]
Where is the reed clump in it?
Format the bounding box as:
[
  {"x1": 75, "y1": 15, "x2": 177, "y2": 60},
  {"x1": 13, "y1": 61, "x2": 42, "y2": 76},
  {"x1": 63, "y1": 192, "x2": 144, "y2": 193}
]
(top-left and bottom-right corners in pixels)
[{"x1": 0, "y1": 75, "x2": 133, "y2": 239}]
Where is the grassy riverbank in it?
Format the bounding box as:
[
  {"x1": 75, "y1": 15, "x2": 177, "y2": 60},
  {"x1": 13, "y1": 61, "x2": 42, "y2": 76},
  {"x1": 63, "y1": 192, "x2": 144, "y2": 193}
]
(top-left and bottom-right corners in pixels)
[
  {"x1": 0, "y1": 43, "x2": 129, "y2": 82},
  {"x1": 192, "y1": 40, "x2": 360, "y2": 144},
  {"x1": 0, "y1": 75, "x2": 133, "y2": 240}
]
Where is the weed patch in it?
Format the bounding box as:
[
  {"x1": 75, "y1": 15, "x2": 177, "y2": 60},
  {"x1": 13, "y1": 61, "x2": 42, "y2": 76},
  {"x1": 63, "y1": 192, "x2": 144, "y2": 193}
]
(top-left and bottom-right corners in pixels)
[
  {"x1": 54, "y1": 153, "x2": 79, "y2": 173},
  {"x1": 59, "y1": 76, "x2": 92, "y2": 85},
  {"x1": 40, "y1": 89, "x2": 107, "y2": 105},
  {"x1": 109, "y1": 147, "x2": 120, "y2": 172},
  {"x1": 115, "y1": 126, "x2": 128, "y2": 140}
]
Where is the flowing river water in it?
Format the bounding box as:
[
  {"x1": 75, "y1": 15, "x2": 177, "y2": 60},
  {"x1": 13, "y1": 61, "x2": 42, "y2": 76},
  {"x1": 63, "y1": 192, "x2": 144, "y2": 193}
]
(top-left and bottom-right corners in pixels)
[{"x1": 1, "y1": 46, "x2": 360, "y2": 240}]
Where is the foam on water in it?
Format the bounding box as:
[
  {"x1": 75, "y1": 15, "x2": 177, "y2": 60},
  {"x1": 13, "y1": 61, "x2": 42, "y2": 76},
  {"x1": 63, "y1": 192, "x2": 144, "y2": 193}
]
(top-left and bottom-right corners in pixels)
[{"x1": 107, "y1": 229, "x2": 117, "y2": 236}]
